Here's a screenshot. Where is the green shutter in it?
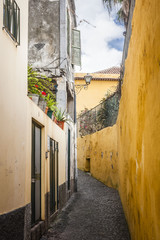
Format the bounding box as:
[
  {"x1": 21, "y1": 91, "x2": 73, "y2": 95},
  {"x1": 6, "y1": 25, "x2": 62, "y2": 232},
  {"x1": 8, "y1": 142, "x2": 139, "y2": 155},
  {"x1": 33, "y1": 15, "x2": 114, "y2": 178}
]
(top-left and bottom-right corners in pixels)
[
  {"x1": 72, "y1": 29, "x2": 81, "y2": 67},
  {"x1": 67, "y1": 11, "x2": 70, "y2": 56}
]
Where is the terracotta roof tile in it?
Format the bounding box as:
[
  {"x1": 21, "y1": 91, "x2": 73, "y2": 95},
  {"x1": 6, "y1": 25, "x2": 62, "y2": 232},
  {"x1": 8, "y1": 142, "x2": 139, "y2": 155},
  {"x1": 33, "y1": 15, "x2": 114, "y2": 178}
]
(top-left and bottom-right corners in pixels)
[{"x1": 94, "y1": 66, "x2": 120, "y2": 74}]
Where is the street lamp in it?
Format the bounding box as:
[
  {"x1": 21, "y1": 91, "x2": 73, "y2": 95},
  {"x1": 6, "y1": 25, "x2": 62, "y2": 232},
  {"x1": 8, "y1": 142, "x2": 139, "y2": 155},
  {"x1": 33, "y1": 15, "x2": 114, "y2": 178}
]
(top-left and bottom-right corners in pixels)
[{"x1": 75, "y1": 73, "x2": 92, "y2": 95}]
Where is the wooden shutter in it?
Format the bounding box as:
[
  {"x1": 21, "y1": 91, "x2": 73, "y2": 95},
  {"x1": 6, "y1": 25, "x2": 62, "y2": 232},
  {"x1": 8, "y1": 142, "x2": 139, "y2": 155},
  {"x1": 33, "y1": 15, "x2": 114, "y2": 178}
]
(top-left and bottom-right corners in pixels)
[{"x1": 72, "y1": 29, "x2": 81, "y2": 67}]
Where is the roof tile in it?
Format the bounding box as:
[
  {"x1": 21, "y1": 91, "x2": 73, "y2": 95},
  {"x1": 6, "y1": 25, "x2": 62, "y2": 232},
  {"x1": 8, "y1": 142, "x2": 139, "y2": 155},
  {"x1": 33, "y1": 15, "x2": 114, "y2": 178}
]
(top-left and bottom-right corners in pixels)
[{"x1": 94, "y1": 66, "x2": 120, "y2": 74}]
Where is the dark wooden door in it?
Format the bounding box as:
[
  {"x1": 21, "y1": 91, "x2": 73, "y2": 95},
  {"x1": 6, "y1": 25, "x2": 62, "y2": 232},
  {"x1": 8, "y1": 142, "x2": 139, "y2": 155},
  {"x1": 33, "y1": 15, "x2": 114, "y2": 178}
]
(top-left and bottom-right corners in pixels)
[
  {"x1": 50, "y1": 139, "x2": 56, "y2": 214},
  {"x1": 50, "y1": 139, "x2": 59, "y2": 214},
  {"x1": 68, "y1": 129, "x2": 71, "y2": 190},
  {"x1": 55, "y1": 142, "x2": 59, "y2": 209},
  {"x1": 31, "y1": 122, "x2": 41, "y2": 225}
]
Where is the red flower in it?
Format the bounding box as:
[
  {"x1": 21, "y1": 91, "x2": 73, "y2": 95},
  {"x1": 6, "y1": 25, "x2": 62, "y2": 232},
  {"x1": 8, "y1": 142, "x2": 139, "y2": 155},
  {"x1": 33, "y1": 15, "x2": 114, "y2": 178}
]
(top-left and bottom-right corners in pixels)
[
  {"x1": 35, "y1": 84, "x2": 38, "y2": 88},
  {"x1": 42, "y1": 91, "x2": 46, "y2": 96}
]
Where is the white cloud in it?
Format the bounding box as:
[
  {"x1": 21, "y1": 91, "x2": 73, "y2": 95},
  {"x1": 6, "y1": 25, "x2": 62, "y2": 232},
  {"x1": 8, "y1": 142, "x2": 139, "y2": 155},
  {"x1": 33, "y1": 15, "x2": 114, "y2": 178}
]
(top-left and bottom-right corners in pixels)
[{"x1": 74, "y1": 0, "x2": 125, "y2": 73}]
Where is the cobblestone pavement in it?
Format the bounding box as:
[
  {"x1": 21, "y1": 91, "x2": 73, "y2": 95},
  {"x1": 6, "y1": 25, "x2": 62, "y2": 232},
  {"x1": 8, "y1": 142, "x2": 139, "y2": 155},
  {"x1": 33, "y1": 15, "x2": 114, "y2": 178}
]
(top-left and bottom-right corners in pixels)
[{"x1": 41, "y1": 170, "x2": 130, "y2": 240}]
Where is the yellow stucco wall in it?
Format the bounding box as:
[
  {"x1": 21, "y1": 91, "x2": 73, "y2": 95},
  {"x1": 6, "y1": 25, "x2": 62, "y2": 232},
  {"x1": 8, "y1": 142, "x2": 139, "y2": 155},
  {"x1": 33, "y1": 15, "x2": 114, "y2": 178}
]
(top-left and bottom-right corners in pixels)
[
  {"x1": 0, "y1": 94, "x2": 67, "y2": 216},
  {"x1": 117, "y1": 0, "x2": 160, "y2": 239},
  {"x1": 77, "y1": 125, "x2": 118, "y2": 189},
  {"x1": 0, "y1": 0, "x2": 67, "y2": 216},
  {"x1": 77, "y1": 1, "x2": 160, "y2": 239},
  {"x1": 25, "y1": 99, "x2": 66, "y2": 219},
  {"x1": 0, "y1": 0, "x2": 29, "y2": 214},
  {"x1": 75, "y1": 73, "x2": 119, "y2": 115}
]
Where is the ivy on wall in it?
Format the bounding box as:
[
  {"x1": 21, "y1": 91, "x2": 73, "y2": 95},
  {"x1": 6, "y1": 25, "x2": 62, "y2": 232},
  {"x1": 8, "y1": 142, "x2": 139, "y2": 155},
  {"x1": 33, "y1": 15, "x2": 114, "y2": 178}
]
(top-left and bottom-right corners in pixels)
[{"x1": 77, "y1": 91, "x2": 120, "y2": 137}]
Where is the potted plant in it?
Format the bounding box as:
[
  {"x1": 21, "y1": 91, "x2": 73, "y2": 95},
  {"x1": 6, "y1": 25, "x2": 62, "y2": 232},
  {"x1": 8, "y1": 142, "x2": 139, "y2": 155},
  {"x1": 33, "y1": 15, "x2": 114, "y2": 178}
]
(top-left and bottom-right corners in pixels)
[
  {"x1": 45, "y1": 94, "x2": 57, "y2": 119},
  {"x1": 28, "y1": 66, "x2": 41, "y2": 104},
  {"x1": 28, "y1": 66, "x2": 57, "y2": 114},
  {"x1": 54, "y1": 109, "x2": 71, "y2": 130}
]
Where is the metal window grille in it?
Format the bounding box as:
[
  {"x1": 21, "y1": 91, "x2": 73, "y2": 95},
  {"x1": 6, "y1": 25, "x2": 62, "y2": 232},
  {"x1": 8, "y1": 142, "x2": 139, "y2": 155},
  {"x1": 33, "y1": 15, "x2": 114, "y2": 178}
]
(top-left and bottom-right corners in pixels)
[
  {"x1": 3, "y1": 0, "x2": 20, "y2": 45},
  {"x1": 77, "y1": 92, "x2": 120, "y2": 137}
]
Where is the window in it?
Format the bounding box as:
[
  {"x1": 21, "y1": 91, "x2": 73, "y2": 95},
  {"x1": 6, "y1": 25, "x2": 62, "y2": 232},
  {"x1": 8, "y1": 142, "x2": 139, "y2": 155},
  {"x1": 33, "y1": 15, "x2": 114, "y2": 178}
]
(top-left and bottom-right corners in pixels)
[
  {"x1": 3, "y1": 0, "x2": 20, "y2": 45},
  {"x1": 67, "y1": 10, "x2": 70, "y2": 56},
  {"x1": 72, "y1": 29, "x2": 81, "y2": 66}
]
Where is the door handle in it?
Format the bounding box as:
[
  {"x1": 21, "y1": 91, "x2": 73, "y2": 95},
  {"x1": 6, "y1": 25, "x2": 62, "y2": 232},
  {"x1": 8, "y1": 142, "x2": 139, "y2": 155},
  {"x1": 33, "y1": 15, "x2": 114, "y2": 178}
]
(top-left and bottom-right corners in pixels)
[{"x1": 32, "y1": 178, "x2": 36, "y2": 183}]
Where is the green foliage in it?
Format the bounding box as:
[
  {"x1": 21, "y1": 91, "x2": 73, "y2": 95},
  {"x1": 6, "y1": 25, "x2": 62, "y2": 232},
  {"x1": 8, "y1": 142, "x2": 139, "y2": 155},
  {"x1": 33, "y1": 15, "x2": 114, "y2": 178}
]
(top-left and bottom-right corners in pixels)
[
  {"x1": 102, "y1": 0, "x2": 125, "y2": 22},
  {"x1": 28, "y1": 65, "x2": 57, "y2": 109},
  {"x1": 28, "y1": 66, "x2": 42, "y2": 95},
  {"x1": 54, "y1": 109, "x2": 71, "y2": 123},
  {"x1": 117, "y1": 7, "x2": 125, "y2": 23},
  {"x1": 44, "y1": 94, "x2": 57, "y2": 111},
  {"x1": 78, "y1": 108, "x2": 97, "y2": 136},
  {"x1": 102, "y1": 0, "x2": 123, "y2": 12},
  {"x1": 78, "y1": 91, "x2": 120, "y2": 136},
  {"x1": 78, "y1": 108, "x2": 89, "y2": 118},
  {"x1": 97, "y1": 92, "x2": 120, "y2": 127}
]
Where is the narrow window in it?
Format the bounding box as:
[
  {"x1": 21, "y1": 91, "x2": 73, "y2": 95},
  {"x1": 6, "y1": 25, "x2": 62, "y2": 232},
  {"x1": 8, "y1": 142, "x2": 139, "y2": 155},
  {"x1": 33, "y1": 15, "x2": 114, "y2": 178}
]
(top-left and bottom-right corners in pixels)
[
  {"x1": 3, "y1": 0, "x2": 20, "y2": 45},
  {"x1": 67, "y1": 10, "x2": 70, "y2": 56},
  {"x1": 72, "y1": 29, "x2": 81, "y2": 66}
]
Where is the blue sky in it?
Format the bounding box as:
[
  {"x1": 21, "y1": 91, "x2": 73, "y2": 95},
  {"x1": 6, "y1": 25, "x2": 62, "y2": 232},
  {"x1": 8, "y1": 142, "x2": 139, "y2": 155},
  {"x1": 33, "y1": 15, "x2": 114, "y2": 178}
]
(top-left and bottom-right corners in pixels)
[
  {"x1": 108, "y1": 38, "x2": 124, "y2": 51},
  {"x1": 75, "y1": 0, "x2": 125, "y2": 73}
]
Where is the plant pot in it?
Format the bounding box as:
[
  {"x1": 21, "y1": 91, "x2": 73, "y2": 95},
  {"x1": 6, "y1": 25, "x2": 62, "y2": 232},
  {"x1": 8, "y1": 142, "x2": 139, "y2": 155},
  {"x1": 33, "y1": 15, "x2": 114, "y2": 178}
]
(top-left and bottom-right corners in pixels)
[
  {"x1": 45, "y1": 106, "x2": 48, "y2": 114},
  {"x1": 28, "y1": 94, "x2": 39, "y2": 105},
  {"x1": 38, "y1": 97, "x2": 47, "y2": 112},
  {"x1": 47, "y1": 109, "x2": 53, "y2": 119},
  {"x1": 57, "y1": 121, "x2": 64, "y2": 130},
  {"x1": 54, "y1": 119, "x2": 64, "y2": 130}
]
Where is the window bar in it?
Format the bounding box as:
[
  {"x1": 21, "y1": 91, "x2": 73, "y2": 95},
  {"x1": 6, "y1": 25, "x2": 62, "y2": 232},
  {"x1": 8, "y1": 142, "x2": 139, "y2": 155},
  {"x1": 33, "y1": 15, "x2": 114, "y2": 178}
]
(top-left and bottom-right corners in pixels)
[
  {"x1": 3, "y1": 0, "x2": 20, "y2": 45},
  {"x1": 18, "y1": 5, "x2": 20, "y2": 44},
  {"x1": 8, "y1": 0, "x2": 11, "y2": 32}
]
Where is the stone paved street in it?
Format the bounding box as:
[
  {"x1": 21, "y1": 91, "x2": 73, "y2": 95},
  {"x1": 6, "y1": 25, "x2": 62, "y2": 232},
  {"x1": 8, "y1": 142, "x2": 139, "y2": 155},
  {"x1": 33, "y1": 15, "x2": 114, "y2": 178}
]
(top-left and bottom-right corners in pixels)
[{"x1": 41, "y1": 170, "x2": 130, "y2": 240}]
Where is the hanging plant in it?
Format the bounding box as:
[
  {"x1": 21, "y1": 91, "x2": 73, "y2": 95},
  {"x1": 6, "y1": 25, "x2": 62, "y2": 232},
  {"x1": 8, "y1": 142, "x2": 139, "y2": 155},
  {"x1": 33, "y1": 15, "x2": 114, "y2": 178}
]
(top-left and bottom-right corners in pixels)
[{"x1": 28, "y1": 65, "x2": 57, "y2": 111}]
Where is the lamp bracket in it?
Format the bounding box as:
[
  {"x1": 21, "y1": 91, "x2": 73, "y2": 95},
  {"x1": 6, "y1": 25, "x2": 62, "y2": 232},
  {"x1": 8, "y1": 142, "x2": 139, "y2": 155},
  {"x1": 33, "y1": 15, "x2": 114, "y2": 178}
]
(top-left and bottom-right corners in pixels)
[{"x1": 74, "y1": 84, "x2": 89, "y2": 95}]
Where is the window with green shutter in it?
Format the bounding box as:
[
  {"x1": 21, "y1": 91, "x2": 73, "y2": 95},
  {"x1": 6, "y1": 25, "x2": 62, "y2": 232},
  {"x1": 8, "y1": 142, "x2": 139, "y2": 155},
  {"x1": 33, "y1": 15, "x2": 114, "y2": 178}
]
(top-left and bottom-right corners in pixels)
[
  {"x1": 67, "y1": 10, "x2": 71, "y2": 57},
  {"x1": 3, "y1": 0, "x2": 20, "y2": 45},
  {"x1": 72, "y1": 29, "x2": 81, "y2": 67}
]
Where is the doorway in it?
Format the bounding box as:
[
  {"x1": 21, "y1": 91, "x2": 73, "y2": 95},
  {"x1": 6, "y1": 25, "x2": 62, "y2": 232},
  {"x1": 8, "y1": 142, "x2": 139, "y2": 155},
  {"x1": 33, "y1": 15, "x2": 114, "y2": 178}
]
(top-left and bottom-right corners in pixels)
[
  {"x1": 31, "y1": 122, "x2": 41, "y2": 225},
  {"x1": 85, "y1": 158, "x2": 90, "y2": 172},
  {"x1": 50, "y1": 139, "x2": 59, "y2": 214},
  {"x1": 68, "y1": 129, "x2": 71, "y2": 190}
]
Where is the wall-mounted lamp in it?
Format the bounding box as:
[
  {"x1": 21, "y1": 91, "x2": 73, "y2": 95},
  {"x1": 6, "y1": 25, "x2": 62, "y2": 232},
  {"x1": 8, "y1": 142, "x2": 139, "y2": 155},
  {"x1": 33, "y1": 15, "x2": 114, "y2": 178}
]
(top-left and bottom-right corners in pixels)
[{"x1": 75, "y1": 73, "x2": 92, "y2": 95}]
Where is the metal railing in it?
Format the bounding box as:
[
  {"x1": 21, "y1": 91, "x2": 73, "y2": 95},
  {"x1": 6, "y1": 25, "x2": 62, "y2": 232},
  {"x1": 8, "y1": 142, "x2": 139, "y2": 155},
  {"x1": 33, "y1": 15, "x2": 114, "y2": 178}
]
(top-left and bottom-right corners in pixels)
[{"x1": 77, "y1": 91, "x2": 120, "y2": 137}]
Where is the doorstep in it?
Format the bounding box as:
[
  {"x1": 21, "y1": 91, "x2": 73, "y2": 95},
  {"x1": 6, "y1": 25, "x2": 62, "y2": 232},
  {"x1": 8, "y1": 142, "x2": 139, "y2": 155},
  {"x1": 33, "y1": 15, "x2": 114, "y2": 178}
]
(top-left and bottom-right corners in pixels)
[{"x1": 31, "y1": 221, "x2": 45, "y2": 240}]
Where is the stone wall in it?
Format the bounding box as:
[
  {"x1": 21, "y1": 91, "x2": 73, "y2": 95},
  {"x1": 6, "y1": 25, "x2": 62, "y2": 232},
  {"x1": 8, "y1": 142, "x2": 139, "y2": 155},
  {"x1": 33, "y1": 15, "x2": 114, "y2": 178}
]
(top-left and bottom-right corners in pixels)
[{"x1": 28, "y1": 0, "x2": 60, "y2": 72}]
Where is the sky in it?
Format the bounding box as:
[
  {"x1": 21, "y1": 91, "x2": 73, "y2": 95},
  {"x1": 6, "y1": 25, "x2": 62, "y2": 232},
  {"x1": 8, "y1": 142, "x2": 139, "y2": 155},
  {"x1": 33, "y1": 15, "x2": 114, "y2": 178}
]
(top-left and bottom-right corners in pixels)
[{"x1": 74, "y1": 0, "x2": 125, "y2": 73}]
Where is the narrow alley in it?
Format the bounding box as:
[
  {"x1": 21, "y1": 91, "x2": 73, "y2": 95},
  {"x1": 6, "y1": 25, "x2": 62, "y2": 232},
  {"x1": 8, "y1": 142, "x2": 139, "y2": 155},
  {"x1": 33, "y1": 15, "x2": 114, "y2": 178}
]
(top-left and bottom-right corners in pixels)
[
  {"x1": 1, "y1": 0, "x2": 160, "y2": 239},
  {"x1": 41, "y1": 170, "x2": 130, "y2": 240}
]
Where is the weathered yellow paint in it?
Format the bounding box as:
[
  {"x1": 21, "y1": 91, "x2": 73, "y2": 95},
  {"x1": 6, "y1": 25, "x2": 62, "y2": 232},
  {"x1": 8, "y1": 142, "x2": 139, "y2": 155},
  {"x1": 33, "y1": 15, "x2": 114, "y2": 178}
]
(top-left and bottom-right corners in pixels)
[
  {"x1": 0, "y1": 0, "x2": 67, "y2": 216},
  {"x1": 117, "y1": 0, "x2": 160, "y2": 239},
  {"x1": 0, "y1": 94, "x2": 67, "y2": 216},
  {"x1": 0, "y1": 0, "x2": 29, "y2": 214},
  {"x1": 25, "y1": 99, "x2": 66, "y2": 219},
  {"x1": 77, "y1": 125, "x2": 118, "y2": 189},
  {"x1": 77, "y1": 1, "x2": 160, "y2": 239},
  {"x1": 75, "y1": 73, "x2": 119, "y2": 115}
]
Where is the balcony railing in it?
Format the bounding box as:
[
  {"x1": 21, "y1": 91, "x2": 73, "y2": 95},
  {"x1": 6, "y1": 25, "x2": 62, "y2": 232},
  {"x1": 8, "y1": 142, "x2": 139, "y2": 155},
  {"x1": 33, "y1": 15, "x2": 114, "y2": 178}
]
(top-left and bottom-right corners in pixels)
[{"x1": 77, "y1": 91, "x2": 120, "y2": 137}]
